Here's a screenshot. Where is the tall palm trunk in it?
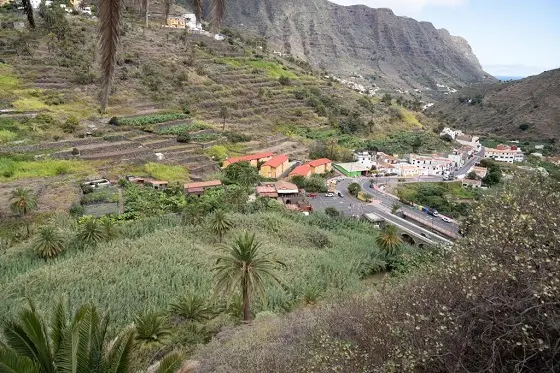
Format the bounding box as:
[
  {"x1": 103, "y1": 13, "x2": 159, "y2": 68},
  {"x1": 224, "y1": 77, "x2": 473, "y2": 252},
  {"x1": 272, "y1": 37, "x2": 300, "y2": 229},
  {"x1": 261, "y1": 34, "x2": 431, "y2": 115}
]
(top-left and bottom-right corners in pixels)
[
  {"x1": 242, "y1": 276, "x2": 250, "y2": 322},
  {"x1": 144, "y1": 0, "x2": 149, "y2": 28},
  {"x1": 99, "y1": 0, "x2": 122, "y2": 113},
  {"x1": 21, "y1": 0, "x2": 35, "y2": 29}
]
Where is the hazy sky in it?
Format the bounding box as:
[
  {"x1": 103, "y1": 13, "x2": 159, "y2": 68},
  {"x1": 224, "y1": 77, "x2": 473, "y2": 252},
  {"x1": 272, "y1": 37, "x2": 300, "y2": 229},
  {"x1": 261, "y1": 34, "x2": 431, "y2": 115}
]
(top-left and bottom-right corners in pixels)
[{"x1": 329, "y1": 0, "x2": 560, "y2": 77}]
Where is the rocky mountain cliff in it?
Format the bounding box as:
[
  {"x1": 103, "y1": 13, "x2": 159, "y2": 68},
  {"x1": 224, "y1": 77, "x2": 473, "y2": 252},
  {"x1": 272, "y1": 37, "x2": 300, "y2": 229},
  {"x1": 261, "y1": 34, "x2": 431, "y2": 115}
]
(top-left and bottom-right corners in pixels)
[
  {"x1": 217, "y1": 0, "x2": 494, "y2": 91},
  {"x1": 428, "y1": 68, "x2": 560, "y2": 140}
]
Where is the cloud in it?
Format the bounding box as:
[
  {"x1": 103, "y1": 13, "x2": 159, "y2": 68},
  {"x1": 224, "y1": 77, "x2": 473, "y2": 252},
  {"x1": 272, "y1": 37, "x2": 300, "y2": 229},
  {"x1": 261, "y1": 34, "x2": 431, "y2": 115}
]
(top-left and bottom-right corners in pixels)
[{"x1": 329, "y1": 0, "x2": 467, "y2": 13}]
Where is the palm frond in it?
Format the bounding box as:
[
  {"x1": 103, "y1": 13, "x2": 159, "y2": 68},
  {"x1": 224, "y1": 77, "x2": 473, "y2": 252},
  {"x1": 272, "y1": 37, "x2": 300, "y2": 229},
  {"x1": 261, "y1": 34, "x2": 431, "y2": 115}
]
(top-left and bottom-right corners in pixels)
[
  {"x1": 133, "y1": 312, "x2": 171, "y2": 345},
  {"x1": 99, "y1": 0, "x2": 122, "y2": 113},
  {"x1": 0, "y1": 348, "x2": 40, "y2": 373},
  {"x1": 102, "y1": 327, "x2": 135, "y2": 373},
  {"x1": 210, "y1": 0, "x2": 226, "y2": 31},
  {"x1": 20, "y1": 0, "x2": 35, "y2": 29},
  {"x1": 168, "y1": 294, "x2": 214, "y2": 322},
  {"x1": 153, "y1": 352, "x2": 182, "y2": 373},
  {"x1": 49, "y1": 296, "x2": 68, "y2": 353}
]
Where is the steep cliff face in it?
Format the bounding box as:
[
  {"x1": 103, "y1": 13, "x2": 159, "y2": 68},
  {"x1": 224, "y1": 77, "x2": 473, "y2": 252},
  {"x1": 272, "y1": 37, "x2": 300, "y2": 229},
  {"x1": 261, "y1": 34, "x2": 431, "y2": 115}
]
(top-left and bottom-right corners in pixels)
[{"x1": 220, "y1": 0, "x2": 493, "y2": 90}]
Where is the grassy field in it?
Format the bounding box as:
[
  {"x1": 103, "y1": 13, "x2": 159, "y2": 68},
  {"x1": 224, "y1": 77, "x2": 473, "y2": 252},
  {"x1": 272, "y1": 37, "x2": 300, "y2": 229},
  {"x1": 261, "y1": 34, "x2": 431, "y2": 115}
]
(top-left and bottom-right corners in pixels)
[
  {"x1": 0, "y1": 211, "x2": 387, "y2": 329},
  {"x1": 0, "y1": 156, "x2": 98, "y2": 181}
]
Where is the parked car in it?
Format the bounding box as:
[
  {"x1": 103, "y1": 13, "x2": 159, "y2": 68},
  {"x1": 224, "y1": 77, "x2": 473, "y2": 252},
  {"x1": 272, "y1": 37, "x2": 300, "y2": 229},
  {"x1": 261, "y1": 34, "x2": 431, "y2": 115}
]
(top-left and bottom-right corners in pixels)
[
  {"x1": 337, "y1": 192, "x2": 344, "y2": 197},
  {"x1": 441, "y1": 216, "x2": 452, "y2": 223},
  {"x1": 325, "y1": 192, "x2": 334, "y2": 197},
  {"x1": 420, "y1": 233, "x2": 428, "y2": 238}
]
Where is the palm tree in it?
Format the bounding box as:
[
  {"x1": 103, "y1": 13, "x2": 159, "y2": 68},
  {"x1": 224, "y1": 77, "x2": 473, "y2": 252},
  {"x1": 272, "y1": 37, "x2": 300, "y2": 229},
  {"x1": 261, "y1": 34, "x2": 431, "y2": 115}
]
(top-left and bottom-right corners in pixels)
[
  {"x1": 0, "y1": 297, "x2": 135, "y2": 373},
  {"x1": 208, "y1": 210, "x2": 233, "y2": 242},
  {"x1": 76, "y1": 219, "x2": 107, "y2": 247},
  {"x1": 10, "y1": 188, "x2": 38, "y2": 236},
  {"x1": 99, "y1": 0, "x2": 228, "y2": 112},
  {"x1": 134, "y1": 311, "x2": 171, "y2": 346},
  {"x1": 375, "y1": 224, "x2": 403, "y2": 255},
  {"x1": 32, "y1": 226, "x2": 65, "y2": 260},
  {"x1": 213, "y1": 231, "x2": 285, "y2": 322},
  {"x1": 101, "y1": 219, "x2": 120, "y2": 240},
  {"x1": 21, "y1": 0, "x2": 35, "y2": 29},
  {"x1": 219, "y1": 106, "x2": 229, "y2": 131},
  {"x1": 168, "y1": 293, "x2": 214, "y2": 322}
]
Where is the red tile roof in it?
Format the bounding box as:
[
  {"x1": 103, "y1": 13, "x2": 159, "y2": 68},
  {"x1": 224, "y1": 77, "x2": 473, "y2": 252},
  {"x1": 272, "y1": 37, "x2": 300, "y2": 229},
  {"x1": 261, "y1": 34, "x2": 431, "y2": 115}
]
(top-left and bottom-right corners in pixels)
[
  {"x1": 256, "y1": 185, "x2": 278, "y2": 198},
  {"x1": 262, "y1": 154, "x2": 288, "y2": 168},
  {"x1": 226, "y1": 152, "x2": 275, "y2": 165},
  {"x1": 307, "y1": 158, "x2": 331, "y2": 167},
  {"x1": 290, "y1": 164, "x2": 311, "y2": 177}
]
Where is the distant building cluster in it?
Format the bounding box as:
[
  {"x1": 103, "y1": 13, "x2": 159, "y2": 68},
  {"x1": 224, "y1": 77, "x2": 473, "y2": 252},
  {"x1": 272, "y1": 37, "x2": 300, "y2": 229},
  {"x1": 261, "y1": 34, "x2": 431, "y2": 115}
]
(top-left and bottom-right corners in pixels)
[
  {"x1": 165, "y1": 13, "x2": 202, "y2": 31},
  {"x1": 484, "y1": 144, "x2": 524, "y2": 163}
]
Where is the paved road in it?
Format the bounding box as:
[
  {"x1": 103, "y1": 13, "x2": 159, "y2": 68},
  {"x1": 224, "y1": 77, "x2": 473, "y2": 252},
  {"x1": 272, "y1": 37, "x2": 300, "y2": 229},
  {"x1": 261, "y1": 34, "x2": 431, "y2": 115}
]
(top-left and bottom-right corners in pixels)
[
  {"x1": 308, "y1": 192, "x2": 452, "y2": 245},
  {"x1": 315, "y1": 178, "x2": 460, "y2": 236},
  {"x1": 456, "y1": 148, "x2": 485, "y2": 176}
]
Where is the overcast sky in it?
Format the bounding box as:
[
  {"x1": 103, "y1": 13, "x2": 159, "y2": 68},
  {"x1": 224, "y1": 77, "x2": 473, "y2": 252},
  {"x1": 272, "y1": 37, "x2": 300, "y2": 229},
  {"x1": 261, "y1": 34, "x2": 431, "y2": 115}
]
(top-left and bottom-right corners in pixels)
[{"x1": 329, "y1": 0, "x2": 560, "y2": 77}]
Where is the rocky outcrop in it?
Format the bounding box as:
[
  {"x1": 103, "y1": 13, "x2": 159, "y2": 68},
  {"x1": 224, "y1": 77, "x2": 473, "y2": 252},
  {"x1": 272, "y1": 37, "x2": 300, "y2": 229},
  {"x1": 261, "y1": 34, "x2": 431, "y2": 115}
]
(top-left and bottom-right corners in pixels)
[{"x1": 220, "y1": 0, "x2": 494, "y2": 90}]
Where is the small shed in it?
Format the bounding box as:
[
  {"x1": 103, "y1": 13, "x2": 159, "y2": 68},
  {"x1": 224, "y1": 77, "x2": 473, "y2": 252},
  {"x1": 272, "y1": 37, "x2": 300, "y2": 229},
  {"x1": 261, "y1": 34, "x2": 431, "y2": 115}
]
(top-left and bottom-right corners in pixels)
[{"x1": 184, "y1": 180, "x2": 222, "y2": 196}]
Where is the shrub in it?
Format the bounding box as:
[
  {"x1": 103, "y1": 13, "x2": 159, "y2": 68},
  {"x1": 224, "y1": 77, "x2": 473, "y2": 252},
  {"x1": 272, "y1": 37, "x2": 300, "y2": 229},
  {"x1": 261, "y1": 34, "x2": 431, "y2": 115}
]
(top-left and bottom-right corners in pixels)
[
  {"x1": 519, "y1": 123, "x2": 530, "y2": 131},
  {"x1": 347, "y1": 182, "x2": 361, "y2": 197},
  {"x1": 223, "y1": 131, "x2": 251, "y2": 143},
  {"x1": 278, "y1": 76, "x2": 291, "y2": 86},
  {"x1": 177, "y1": 133, "x2": 191, "y2": 143},
  {"x1": 71, "y1": 147, "x2": 80, "y2": 156},
  {"x1": 109, "y1": 116, "x2": 119, "y2": 125}
]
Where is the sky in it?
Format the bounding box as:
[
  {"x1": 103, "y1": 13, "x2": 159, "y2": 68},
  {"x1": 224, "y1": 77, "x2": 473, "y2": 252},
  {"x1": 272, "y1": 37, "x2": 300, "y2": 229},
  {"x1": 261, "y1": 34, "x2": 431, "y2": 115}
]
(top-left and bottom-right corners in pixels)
[{"x1": 329, "y1": 0, "x2": 560, "y2": 77}]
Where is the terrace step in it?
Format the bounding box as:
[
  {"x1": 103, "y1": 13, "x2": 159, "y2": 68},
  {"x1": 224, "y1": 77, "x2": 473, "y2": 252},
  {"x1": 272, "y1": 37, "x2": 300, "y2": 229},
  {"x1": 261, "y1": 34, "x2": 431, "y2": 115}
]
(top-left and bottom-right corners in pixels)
[
  {"x1": 142, "y1": 138, "x2": 180, "y2": 150},
  {"x1": 75, "y1": 140, "x2": 141, "y2": 156},
  {"x1": 80, "y1": 147, "x2": 155, "y2": 161}
]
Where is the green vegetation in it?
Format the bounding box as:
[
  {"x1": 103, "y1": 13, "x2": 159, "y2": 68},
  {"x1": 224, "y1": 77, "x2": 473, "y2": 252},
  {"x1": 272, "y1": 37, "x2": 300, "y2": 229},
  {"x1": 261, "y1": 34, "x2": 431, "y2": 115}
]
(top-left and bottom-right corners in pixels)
[
  {"x1": 396, "y1": 182, "x2": 479, "y2": 217},
  {"x1": 290, "y1": 174, "x2": 328, "y2": 193},
  {"x1": 365, "y1": 131, "x2": 448, "y2": 155},
  {"x1": 143, "y1": 162, "x2": 189, "y2": 183},
  {"x1": 223, "y1": 162, "x2": 259, "y2": 186},
  {"x1": 347, "y1": 182, "x2": 361, "y2": 197},
  {"x1": 32, "y1": 226, "x2": 65, "y2": 259},
  {"x1": 111, "y1": 113, "x2": 190, "y2": 127},
  {"x1": 0, "y1": 156, "x2": 97, "y2": 181},
  {"x1": 192, "y1": 177, "x2": 560, "y2": 373},
  {"x1": 213, "y1": 231, "x2": 285, "y2": 321},
  {"x1": 208, "y1": 210, "x2": 233, "y2": 242},
  {"x1": 155, "y1": 122, "x2": 210, "y2": 135},
  {"x1": 191, "y1": 132, "x2": 220, "y2": 143},
  {"x1": 479, "y1": 159, "x2": 502, "y2": 186},
  {"x1": 0, "y1": 210, "x2": 398, "y2": 330},
  {"x1": 221, "y1": 58, "x2": 298, "y2": 80},
  {"x1": 375, "y1": 224, "x2": 402, "y2": 255}
]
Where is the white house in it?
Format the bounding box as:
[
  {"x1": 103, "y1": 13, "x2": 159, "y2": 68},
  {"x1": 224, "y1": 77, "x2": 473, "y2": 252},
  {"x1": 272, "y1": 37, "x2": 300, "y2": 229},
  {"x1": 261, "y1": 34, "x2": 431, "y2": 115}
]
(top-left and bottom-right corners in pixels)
[
  {"x1": 397, "y1": 163, "x2": 420, "y2": 177},
  {"x1": 353, "y1": 151, "x2": 374, "y2": 169},
  {"x1": 182, "y1": 13, "x2": 202, "y2": 31},
  {"x1": 484, "y1": 145, "x2": 524, "y2": 163},
  {"x1": 409, "y1": 154, "x2": 453, "y2": 176},
  {"x1": 456, "y1": 134, "x2": 481, "y2": 151},
  {"x1": 440, "y1": 127, "x2": 463, "y2": 140}
]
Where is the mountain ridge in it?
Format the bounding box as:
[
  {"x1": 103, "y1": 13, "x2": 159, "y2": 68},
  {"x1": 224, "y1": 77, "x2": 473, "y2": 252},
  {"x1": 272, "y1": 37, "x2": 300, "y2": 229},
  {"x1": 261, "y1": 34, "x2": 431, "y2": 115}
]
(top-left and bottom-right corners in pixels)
[{"x1": 214, "y1": 0, "x2": 494, "y2": 92}]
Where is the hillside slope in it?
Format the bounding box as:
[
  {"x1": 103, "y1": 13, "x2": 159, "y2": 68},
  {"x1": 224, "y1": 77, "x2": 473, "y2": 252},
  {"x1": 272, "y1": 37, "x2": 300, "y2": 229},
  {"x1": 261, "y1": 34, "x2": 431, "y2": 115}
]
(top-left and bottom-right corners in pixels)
[
  {"x1": 428, "y1": 68, "x2": 560, "y2": 140},
  {"x1": 218, "y1": 0, "x2": 493, "y2": 91}
]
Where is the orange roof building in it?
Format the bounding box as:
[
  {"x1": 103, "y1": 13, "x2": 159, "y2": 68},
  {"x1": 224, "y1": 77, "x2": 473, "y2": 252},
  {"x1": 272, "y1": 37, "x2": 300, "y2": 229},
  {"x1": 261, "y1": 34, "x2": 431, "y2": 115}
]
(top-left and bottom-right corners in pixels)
[
  {"x1": 222, "y1": 152, "x2": 274, "y2": 168},
  {"x1": 289, "y1": 164, "x2": 312, "y2": 178},
  {"x1": 259, "y1": 154, "x2": 289, "y2": 178},
  {"x1": 184, "y1": 180, "x2": 222, "y2": 195},
  {"x1": 307, "y1": 158, "x2": 332, "y2": 174}
]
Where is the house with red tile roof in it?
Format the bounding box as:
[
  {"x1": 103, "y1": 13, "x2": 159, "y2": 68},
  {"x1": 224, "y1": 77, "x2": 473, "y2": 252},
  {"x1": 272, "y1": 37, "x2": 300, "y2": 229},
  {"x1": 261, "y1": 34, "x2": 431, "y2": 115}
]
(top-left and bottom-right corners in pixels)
[
  {"x1": 289, "y1": 164, "x2": 312, "y2": 178},
  {"x1": 184, "y1": 180, "x2": 222, "y2": 196},
  {"x1": 307, "y1": 158, "x2": 332, "y2": 174},
  {"x1": 222, "y1": 152, "x2": 274, "y2": 168},
  {"x1": 259, "y1": 154, "x2": 289, "y2": 178}
]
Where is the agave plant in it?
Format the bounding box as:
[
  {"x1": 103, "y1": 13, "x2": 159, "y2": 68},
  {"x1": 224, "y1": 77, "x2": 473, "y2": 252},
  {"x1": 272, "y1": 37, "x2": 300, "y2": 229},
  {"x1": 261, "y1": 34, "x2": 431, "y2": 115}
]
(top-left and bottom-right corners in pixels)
[
  {"x1": 101, "y1": 219, "x2": 121, "y2": 240},
  {"x1": 31, "y1": 226, "x2": 65, "y2": 259},
  {"x1": 168, "y1": 294, "x2": 214, "y2": 323},
  {"x1": 134, "y1": 311, "x2": 172, "y2": 346}
]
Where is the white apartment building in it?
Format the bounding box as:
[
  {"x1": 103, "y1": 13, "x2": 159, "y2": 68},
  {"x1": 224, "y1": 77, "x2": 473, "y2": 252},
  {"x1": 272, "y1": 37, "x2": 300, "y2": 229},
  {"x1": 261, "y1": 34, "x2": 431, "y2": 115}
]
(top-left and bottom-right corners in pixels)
[
  {"x1": 409, "y1": 154, "x2": 453, "y2": 176},
  {"x1": 484, "y1": 145, "x2": 524, "y2": 163},
  {"x1": 353, "y1": 151, "x2": 375, "y2": 169},
  {"x1": 440, "y1": 127, "x2": 463, "y2": 140}
]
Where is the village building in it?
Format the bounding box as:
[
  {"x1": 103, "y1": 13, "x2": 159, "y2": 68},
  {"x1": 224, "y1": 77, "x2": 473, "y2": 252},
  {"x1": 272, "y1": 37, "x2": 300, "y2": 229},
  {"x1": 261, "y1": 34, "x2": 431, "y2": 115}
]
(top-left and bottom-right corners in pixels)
[
  {"x1": 222, "y1": 152, "x2": 274, "y2": 168},
  {"x1": 166, "y1": 16, "x2": 186, "y2": 28},
  {"x1": 259, "y1": 154, "x2": 289, "y2": 178},
  {"x1": 409, "y1": 154, "x2": 453, "y2": 176},
  {"x1": 484, "y1": 144, "x2": 524, "y2": 163},
  {"x1": 289, "y1": 164, "x2": 312, "y2": 178},
  {"x1": 256, "y1": 185, "x2": 278, "y2": 198},
  {"x1": 145, "y1": 180, "x2": 169, "y2": 190},
  {"x1": 439, "y1": 127, "x2": 463, "y2": 140},
  {"x1": 398, "y1": 163, "x2": 420, "y2": 177},
  {"x1": 456, "y1": 134, "x2": 481, "y2": 150},
  {"x1": 354, "y1": 151, "x2": 375, "y2": 169},
  {"x1": 333, "y1": 162, "x2": 370, "y2": 177},
  {"x1": 462, "y1": 179, "x2": 482, "y2": 188},
  {"x1": 307, "y1": 158, "x2": 332, "y2": 174},
  {"x1": 377, "y1": 152, "x2": 399, "y2": 164},
  {"x1": 470, "y1": 166, "x2": 488, "y2": 179},
  {"x1": 184, "y1": 180, "x2": 222, "y2": 196}
]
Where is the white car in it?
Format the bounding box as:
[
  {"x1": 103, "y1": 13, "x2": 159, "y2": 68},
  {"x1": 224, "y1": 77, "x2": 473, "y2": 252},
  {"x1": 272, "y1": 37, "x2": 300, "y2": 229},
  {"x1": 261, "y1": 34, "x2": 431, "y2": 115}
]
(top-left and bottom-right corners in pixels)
[
  {"x1": 441, "y1": 216, "x2": 452, "y2": 223},
  {"x1": 325, "y1": 192, "x2": 334, "y2": 197}
]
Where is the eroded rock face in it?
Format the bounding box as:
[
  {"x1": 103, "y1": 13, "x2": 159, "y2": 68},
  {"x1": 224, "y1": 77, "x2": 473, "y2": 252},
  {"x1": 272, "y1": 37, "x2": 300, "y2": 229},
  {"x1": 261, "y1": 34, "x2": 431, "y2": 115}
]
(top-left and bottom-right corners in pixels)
[{"x1": 221, "y1": 0, "x2": 493, "y2": 89}]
